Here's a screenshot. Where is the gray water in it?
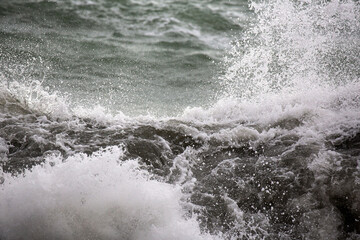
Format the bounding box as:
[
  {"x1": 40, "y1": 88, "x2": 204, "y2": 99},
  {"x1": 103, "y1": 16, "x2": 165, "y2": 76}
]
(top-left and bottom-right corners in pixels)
[
  {"x1": 0, "y1": 0, "x2": 251, "y2": 116},
  {"x1": 1, "y1": 0, "x2": 360, "y2": 239}
]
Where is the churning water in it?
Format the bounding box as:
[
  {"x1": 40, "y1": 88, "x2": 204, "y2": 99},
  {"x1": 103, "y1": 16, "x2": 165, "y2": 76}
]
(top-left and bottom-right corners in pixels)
[{"x1": 0, "y1": 0, "x2": 360, "y2": 239}]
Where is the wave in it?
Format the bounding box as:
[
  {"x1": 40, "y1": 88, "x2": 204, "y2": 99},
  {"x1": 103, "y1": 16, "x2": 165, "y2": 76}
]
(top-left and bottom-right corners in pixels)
[
  {"x1": 1, "y1": 0, "x2": 360, "y2": 239},
  {"x1": 0, "y1": 146, "x2": 220, "y2": 240},
  {"x1": 1, "y1": 77, "x2": 359, "y2": 239}
]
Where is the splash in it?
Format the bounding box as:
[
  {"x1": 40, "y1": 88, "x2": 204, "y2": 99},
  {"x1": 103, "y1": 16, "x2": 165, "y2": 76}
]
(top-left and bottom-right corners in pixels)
[
  {"x1": 1, "y1": 1, "x2": 360, "y2": 239},
  {"x1": 221, "y1": 0, "x2": 360, "y2": 100},
  {"x1": 2, "y1": 80, "x2": 71, "y2": 119},
  {"x1": 0, "y1": 146, "x2": 219, "y2": 240}
]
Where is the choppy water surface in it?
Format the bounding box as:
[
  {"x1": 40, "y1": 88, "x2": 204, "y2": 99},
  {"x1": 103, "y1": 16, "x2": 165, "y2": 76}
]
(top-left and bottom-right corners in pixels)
[{"x1": 1, "y1": 0, "x2": 360, "y2": 239}]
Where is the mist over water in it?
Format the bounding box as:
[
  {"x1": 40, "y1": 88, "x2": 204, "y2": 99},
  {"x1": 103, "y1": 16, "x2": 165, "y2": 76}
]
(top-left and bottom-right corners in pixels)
[{"x1": 1, "y1": 0, "x2": 360, "y2": 239}]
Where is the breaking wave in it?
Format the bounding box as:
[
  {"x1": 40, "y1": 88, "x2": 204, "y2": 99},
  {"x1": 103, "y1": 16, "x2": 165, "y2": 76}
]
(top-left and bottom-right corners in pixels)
[{"x1": 1, "y1": 0, "x2": 360, "y2": 239}]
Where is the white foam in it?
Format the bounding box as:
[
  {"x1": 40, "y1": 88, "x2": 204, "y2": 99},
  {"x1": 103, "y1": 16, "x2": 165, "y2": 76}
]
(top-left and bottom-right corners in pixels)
[
  {"x1": 74, "y1": 105, "x2": 130, "y2": 125},
  {"x1": 0, "y1": 137, "x2": 8, "y2": 162},
  {"x1": 2, "y1": 80, "x2": 71, "y2": 119},
  {"x1": 0, "y1": 146, "x2": 220, "y2": 240}
]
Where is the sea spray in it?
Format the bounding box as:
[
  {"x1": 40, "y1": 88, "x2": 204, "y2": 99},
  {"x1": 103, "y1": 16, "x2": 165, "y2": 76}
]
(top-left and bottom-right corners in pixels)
[
  {"x1": 0, "y1": 0, "x2": 360, "y2": 239},
  {"x1": 221, "y1": 0, "x2": 360, "y2": 100}
]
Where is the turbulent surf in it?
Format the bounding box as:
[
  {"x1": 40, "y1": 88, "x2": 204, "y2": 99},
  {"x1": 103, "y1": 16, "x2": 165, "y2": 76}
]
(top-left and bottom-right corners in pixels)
[{"x1": 0, "y1": 0, "x2": 360, "y2": 239}]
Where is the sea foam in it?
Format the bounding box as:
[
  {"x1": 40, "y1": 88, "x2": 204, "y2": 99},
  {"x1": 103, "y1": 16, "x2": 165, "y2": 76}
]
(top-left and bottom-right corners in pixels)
[{"x1": 0, "y1": 146, "x2": 219, "y2": 240}]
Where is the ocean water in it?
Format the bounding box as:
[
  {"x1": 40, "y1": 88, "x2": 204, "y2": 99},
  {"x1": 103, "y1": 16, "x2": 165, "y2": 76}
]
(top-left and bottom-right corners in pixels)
[{"x1": 0, "y1": 0, "x2": 360, "y2": 239}]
